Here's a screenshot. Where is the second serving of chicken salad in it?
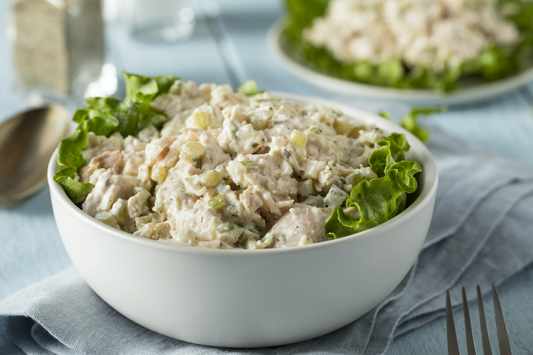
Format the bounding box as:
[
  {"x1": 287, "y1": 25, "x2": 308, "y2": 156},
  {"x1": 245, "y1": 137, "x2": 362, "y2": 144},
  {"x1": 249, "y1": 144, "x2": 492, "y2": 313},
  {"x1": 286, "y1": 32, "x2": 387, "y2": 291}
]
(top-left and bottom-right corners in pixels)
[
  {"x1": 284, "y1": 0, "x2": 533, "y2": 92},
  {"x1": 54, "y1": 73, "x2": 421, "y2": 250}
]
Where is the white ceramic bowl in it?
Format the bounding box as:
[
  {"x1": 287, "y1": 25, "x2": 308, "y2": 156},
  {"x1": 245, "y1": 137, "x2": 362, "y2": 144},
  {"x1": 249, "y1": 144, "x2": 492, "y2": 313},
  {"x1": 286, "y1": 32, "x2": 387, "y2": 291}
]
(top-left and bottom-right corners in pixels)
[
  {"x1": 268, "y1": 19, "x2": 533, "y2": 106},
  {"x1": 48, "y1": 93, "x2": 438, "y2": 348}
]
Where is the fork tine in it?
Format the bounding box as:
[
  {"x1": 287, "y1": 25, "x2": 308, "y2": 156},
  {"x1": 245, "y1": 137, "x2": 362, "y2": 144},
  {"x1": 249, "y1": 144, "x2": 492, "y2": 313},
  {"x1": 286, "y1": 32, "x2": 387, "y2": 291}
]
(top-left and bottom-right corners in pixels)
[
  {"x1": 492, "y1": 284, "x2": 513, "y2": 355},
  {"x1": 462, "y1": 287, "x2": 477, "y2": 355},
  {"x1": 477, "y1": 285, "x2": 493, "y2": 355},
  {"x1": 447, "y1": 289, "x2": 461, "y2": 355}
]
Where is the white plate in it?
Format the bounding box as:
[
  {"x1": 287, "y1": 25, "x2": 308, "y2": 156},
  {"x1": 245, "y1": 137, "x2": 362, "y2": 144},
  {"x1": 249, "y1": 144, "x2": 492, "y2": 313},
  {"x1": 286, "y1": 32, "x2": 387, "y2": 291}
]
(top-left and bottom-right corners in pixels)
[{"x1": 268, "y1": 19, "x2": 533, "y2": 106}]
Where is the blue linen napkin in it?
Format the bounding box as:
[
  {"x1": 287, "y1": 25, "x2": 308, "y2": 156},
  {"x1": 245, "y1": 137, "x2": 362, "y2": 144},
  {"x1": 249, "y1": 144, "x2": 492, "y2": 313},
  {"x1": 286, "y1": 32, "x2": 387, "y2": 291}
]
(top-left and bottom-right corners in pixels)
[{"x1": 1, "y1": 123, "x2": 533, "y2": 355}]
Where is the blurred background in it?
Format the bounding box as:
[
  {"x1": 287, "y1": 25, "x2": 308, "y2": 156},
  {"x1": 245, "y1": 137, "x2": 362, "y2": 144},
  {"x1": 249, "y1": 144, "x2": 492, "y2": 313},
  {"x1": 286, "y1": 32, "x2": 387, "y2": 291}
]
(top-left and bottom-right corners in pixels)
[{"x1": 1, "y1": 0, "x2": 533, "y2": 163}]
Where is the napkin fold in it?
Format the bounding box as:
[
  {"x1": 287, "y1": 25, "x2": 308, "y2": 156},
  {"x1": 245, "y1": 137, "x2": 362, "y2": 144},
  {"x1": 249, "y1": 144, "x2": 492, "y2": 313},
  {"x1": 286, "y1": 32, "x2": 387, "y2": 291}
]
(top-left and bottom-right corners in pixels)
[{"x1": 1, "y1": 123, "x2": 533, "y2": 355}]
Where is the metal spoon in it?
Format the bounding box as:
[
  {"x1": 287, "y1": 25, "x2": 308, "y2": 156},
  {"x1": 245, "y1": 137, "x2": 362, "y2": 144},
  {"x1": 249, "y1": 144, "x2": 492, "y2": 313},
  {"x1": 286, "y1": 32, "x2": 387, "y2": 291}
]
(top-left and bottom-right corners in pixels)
[{"x1": 0, "y1": 105, "x2": 70, "y2": 207}]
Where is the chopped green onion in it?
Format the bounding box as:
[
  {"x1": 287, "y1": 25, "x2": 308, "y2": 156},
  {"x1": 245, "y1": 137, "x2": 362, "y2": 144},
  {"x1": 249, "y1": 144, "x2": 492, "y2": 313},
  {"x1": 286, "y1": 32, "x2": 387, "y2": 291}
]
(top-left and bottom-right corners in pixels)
[
  {"x1": 208, "y1": 194, "x2": 225, "y2": 210},
  {"x1": 308, "y1": 126, "x2": 323, "y2": 134}
]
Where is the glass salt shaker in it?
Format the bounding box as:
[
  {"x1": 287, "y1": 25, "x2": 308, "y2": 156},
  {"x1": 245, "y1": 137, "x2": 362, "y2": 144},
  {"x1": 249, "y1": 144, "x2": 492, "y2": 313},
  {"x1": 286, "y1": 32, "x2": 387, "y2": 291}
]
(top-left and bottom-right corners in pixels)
[
  {"x1": 112, "y1": 0, "x2": 195, "y2": 43},
  {"x1": 9, "y1": 0, "x2": 117, "y2": 104}
]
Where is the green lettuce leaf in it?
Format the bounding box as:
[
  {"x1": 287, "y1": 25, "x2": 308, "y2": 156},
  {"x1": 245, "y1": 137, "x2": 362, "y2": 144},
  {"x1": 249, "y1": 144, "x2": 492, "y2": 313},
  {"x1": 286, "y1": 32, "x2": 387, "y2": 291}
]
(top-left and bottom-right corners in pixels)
[
  {"x1": 399, "y1": 107, "x2": 446, "y2": 143},
  {"x1": 57, "y1": 123, "x2": 88, "y2": 169},
  {"x1": 379, "y1": 111, "x2": 392, "y2": 120},
  {"x1": 79, "y1": 72, "x2": 178, "y2": 138},
  {"x1": 284, "y1": 0, "x2": 329, "y2": 43},
  {"x1": 368, "y1": 145, "x2": 396, "y2": 175},
  {"x1": 155, "y1": 74, "x2": 182, "y2": 96},
  {"x1": 55, "y1": 72, "x2": 180, "y2": 201},
  {"x1": 53, "y1": 167, "x2": 95, "y2": 201},
  {"x1": 236, "y1": 80, "x2": 263, "y2": 96},
  {"x1": 325, "y1": 159, "x2": 421, "y2": 238},
  {"x1": 72, "y1": 108, "x2": 89, "y2": 124},
  {"x1": 376, "y1": 133, "x2": 410, "y2": 163},
  {"x1": 86, "y1": 115, "x2": 120, "y2": 137},
  {"x1": 325, "y1": 133, "x2": 421, "y2": 239}
]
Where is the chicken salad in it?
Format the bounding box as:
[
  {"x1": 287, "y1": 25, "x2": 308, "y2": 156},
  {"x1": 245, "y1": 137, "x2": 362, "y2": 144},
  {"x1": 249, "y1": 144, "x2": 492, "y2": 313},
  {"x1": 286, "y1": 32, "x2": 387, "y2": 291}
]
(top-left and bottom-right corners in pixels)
[{"x1": 54, "y1": 73, "x2": 421, "y2": 249}]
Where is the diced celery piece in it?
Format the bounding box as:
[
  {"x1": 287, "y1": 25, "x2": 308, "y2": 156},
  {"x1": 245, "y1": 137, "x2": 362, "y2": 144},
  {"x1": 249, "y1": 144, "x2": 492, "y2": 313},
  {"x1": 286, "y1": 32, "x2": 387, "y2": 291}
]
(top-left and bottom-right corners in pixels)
[
  {"x1": 241, "y1": 161, "x2": 260, "y2": 172},
  {"x1": 289, "y1": 129, "x2": 307, "y2": 148},
  {"x1": 181, "y1": 141, "x2": 205, "y2": 158},
  {"x1": 228, "y1": 123, "x2": 238, "y2": 139},
  {"x1": 151, "y1": 166, "x2": 168, "y2": 183},
  {"x1": 168, "y1": 80, "x2": 184, "y2": 95},
  {"x1": 135, "y1": 215, "x2": 153, "y2": 230},
  {"x1": 221, "y1": 222, "x2": 245, "y2": 242},
  {"x1": 181, "y1": 141, "x2": 205, "y2": 167},
  {"x1": 95, "y1": 212, "x2": 120, "y2": 230},
  {"x1": 291, "y1": 142, "x2": 307, "y2": 161},
  {"x1": 308, "y1": 125, "x2": 323, "y2": 135},
  {"x1": 137, "y1": 125, "x2": 160, "y2": 143},
  {"x1": 345, "y1": 168, "x2": 377, "y2": 187},
  {"x1": 249, "y1": 113, "x2": 271, "y2": 130},
  {"x1": 324, "y1": 185, "x2": 349, "y2": 209},
  {"x1": 110, "y1": 199, "x2": 129, "y2": 225},
  {"x1": 227, "y1": 160, "x2": 247, "y2": 183},
  {"x1": 302, "y1": 195, "x2": 326, "y2": 208},
  {"x1": 247, "y1": 232, "x2": 274, "y2": 249},
  {"x1": 191, "y1": 110, "x2": 212, "y2": 128},
  {"x1": 277, "y1": 105, "x2": 298, "y2": 116},
  {"x1": 200, "y1": 170, "x2": 223, "y2": 187},
  {"x1": 259, "y1": 233, "x2": 274, "y2": 248},
  {"x1": 253, "y1": 218, "x2": 266, "y2": 229},
  {"x1": 333, "y1": 116, "x2": 354, "y2": 135},
  {"x1": 137, "y1": 164, "x2": 151, "y2": 182},
  {"x1": 208, "y1": 194, "x2": 225, "y2": 210},
  {"x1": 154, "y1": 204, "x2": 166, "y2": 215},
  {"x1": 298, "y1": 180, "x2": 315, "y2": 197}
]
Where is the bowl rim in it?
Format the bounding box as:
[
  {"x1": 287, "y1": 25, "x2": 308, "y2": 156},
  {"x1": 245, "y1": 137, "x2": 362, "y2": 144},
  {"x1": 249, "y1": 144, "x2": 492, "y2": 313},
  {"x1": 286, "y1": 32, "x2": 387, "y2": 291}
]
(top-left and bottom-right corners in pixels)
[
  {"x1": 48, "y1": 92, "x2": 439, "y2": 256},
  {"x1": 267, "y1": 18, "x2": 533, "y2": 105}
]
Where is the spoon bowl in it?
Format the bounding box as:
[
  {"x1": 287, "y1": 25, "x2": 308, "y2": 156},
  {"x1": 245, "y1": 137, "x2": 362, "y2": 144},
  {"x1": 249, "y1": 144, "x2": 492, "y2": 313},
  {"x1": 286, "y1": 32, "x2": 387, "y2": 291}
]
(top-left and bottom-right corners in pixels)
[{"x1": 0, "y1": 105, "x2": 70, "y2": 206}]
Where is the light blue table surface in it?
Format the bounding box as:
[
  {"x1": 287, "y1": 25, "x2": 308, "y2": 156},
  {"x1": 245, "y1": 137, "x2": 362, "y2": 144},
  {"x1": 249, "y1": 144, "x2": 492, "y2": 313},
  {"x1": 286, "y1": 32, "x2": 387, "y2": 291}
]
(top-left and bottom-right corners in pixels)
[{"x1": 1, "y1": 1, "x2": 533, "y2": 354}]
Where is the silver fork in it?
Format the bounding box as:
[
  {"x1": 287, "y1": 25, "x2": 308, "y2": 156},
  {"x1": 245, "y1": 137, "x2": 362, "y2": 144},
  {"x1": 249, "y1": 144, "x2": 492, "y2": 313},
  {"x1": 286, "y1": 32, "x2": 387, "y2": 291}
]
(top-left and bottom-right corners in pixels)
[{"x1": 446, "y1": 284, "x2": 513, "y2": 355}]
